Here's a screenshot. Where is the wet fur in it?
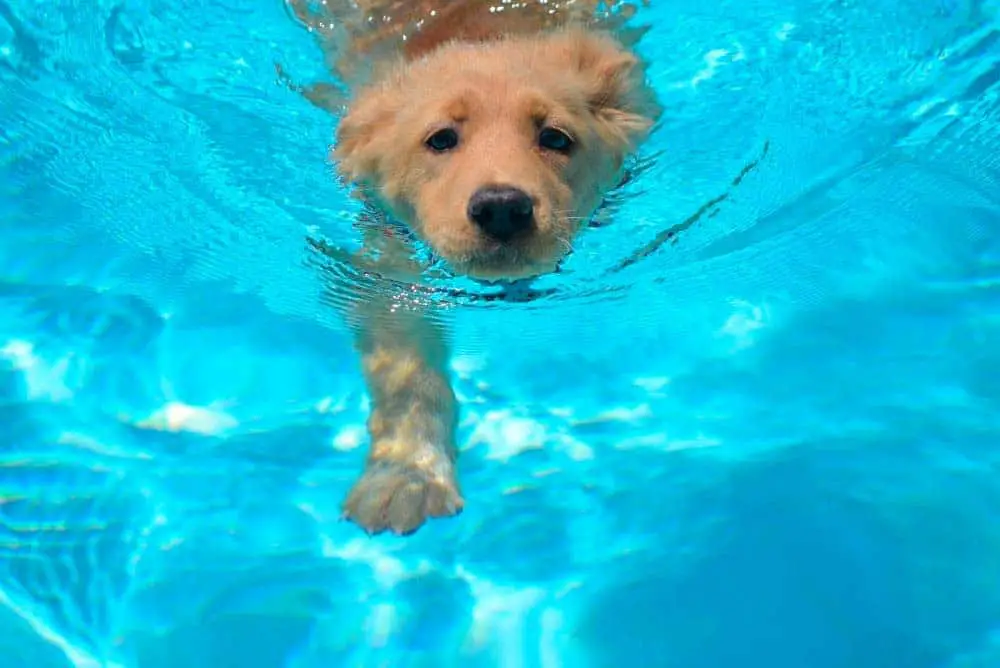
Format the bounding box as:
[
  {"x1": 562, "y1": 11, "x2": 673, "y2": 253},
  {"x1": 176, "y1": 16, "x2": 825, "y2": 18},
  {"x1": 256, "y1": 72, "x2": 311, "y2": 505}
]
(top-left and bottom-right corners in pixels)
[{"x1": 289, "y1": 0, "x2": 661, "y2": 535}]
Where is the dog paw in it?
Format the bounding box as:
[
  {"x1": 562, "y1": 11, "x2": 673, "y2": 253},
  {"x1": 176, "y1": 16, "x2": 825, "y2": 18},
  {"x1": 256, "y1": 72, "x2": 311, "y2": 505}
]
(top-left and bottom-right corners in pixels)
[{"x1": 342, "y1": 459, "x2": 463, "y2": 536}]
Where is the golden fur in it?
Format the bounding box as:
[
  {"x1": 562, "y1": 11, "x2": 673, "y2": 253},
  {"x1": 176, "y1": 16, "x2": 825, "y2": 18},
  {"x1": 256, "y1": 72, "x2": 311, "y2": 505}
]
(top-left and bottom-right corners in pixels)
[{"x1": 289, "y1": 0, "x2": 661, "y2": 535}]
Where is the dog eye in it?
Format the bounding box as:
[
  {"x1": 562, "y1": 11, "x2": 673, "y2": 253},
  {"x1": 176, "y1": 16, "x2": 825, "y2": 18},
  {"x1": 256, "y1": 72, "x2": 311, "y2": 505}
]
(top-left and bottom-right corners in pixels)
[
  {"x1": 538, "y1": 127, "x2": 574, "y2": 153},
  {"x1": 425, "y1": 128, "x2": 459, "y2": 152}
]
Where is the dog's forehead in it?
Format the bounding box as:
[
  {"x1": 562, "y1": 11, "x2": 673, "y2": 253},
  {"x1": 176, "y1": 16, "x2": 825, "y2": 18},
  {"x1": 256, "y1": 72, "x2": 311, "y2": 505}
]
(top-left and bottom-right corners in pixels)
[
  {"x1": 407, "y1": 46, "x2": 578, "y2": 96},
  {"x1": 418, "y1": 73, "x2": 575, "y2": 125}
]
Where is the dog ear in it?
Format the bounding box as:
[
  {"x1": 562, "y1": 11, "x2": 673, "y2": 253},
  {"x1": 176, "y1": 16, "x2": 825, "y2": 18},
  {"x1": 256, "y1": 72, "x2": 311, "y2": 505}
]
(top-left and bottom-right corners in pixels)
[
  {"x1": 565, "y1": 31, "x2": 661, "y2": 150},
  {"x1": 333, "y1": 83, "x2": 399, "y2": 183}
]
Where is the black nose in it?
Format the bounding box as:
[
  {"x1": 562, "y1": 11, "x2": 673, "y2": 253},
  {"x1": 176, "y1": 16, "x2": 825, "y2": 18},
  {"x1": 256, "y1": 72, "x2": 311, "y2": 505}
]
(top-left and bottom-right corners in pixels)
[{"x1": 467, "y1": 185, "x2": 534, "y2": 241}]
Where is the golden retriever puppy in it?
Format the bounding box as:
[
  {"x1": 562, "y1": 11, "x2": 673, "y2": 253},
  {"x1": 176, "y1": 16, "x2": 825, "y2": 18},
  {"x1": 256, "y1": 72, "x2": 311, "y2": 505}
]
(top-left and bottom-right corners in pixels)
[{"x1": 289, "y1": 0, "x2": 661, "y2": 535}]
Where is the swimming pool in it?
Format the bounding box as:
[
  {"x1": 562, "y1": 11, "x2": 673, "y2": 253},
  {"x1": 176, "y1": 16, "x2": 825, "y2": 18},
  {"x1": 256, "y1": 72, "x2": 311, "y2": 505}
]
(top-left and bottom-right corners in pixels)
[{"x1": 3, "y1": 0, "x2": 1000, "y2": 665}]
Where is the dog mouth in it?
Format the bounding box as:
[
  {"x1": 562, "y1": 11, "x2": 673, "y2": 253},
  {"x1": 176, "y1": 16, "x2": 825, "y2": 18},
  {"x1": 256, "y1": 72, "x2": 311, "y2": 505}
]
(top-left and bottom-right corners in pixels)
[{"x1": 451, "y1": 240, "x2": 563, "y2": 282}]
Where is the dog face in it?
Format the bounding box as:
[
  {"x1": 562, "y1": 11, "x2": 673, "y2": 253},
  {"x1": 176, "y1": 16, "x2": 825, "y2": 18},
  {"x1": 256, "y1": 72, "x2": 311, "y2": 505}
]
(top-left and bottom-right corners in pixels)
[{"x1": 334, "y1": 31, "x2": 660, "y2": 281}]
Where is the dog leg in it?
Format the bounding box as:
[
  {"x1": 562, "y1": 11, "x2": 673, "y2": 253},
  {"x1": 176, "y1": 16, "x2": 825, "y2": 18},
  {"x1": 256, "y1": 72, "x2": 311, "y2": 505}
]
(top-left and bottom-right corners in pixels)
[{"x1": 342, "y1": 294, "x2": 463, "y2": 536}]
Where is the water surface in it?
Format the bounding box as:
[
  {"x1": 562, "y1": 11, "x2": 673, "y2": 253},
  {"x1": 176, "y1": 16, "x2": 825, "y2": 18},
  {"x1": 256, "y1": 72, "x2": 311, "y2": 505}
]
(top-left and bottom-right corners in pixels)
[{"x1": 2, "y1": 0, "x2": 1000, "y2": 666}]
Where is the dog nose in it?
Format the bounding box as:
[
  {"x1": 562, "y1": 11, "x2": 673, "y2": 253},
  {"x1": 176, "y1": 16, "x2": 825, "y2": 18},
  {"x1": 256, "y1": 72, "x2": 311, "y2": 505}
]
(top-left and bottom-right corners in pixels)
[{"x1": 467, "y1": 185, "x2": 534, "y2": 241}]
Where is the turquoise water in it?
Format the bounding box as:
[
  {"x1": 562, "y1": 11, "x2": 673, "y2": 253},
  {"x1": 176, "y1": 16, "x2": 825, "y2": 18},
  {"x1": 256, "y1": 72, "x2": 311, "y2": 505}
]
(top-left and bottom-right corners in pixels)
[{"x1": 3, "y1": 0, "x2": 1000, "y2": 665}]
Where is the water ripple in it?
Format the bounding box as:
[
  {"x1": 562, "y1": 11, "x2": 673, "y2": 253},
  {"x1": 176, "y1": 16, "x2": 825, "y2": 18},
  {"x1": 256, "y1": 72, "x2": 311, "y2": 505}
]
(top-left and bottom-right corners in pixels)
[{"x1": 2, "y1": 0, "x2": 1000, "y2": 665}]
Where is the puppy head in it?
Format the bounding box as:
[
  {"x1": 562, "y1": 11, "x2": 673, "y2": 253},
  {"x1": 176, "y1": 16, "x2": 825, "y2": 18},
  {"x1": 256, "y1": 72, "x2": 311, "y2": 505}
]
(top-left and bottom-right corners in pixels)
[{"x1": 334, "y1": 31, "x2": 660, "y2": 281}]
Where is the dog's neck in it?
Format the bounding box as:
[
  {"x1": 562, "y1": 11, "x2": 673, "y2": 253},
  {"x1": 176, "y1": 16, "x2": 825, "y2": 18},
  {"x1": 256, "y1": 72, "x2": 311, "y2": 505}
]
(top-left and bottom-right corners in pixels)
[
  {"x1": 392, "y1": 1, "x2": 597, "y2": 61},
  {"x1": 290, "y1": 1, "x2": 646, "y2": 100},
  {"x1": 343, "y1": 0, "x2": 617, "y2": 68}
]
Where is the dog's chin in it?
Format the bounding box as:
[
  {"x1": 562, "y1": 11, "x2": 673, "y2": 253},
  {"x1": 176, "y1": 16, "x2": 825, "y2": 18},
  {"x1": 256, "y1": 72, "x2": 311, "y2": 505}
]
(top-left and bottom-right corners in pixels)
[{"x1": 443, "y1": 245, "x2": 562, "y2": 284}]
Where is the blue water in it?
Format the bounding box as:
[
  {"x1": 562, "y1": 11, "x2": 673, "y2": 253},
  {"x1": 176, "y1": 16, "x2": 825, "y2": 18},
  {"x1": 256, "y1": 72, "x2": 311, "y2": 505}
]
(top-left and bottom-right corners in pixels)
[{"x1": 3, "y1": 0, "x2": 1000, "y2": 665}]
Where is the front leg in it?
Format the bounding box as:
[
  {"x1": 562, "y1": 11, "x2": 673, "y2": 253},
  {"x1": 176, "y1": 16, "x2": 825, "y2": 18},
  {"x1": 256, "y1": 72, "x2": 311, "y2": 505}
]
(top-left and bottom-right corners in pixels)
[{"x1": 342, "y1": 301, "x2": 463, "y2": 536}]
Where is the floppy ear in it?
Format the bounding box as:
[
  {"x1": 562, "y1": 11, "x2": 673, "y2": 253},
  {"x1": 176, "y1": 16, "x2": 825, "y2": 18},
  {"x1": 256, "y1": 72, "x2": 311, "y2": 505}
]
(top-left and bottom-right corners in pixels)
[
  {"x1": 333, "y1": 82, "x2": 400, "y2": 184},
  {"x1": 565, "y1": 31, "x2": 661, "y2": 150}
]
